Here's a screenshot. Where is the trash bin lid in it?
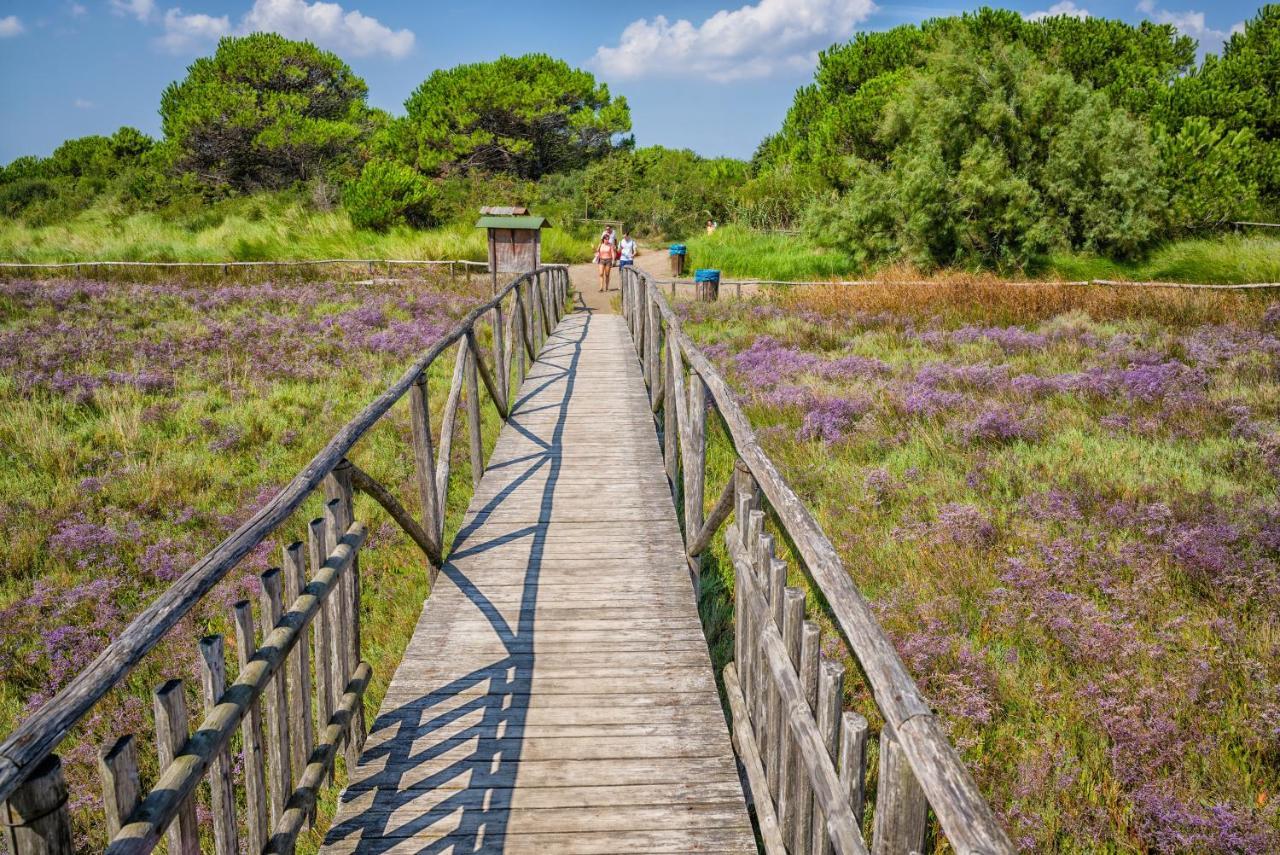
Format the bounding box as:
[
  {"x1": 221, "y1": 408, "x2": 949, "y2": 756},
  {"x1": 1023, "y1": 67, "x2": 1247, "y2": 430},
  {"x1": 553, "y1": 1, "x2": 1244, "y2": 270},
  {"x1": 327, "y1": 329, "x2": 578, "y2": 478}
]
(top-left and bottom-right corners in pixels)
[{"x1": 694, "y1": 269, "x2": 721, "y2": 282}]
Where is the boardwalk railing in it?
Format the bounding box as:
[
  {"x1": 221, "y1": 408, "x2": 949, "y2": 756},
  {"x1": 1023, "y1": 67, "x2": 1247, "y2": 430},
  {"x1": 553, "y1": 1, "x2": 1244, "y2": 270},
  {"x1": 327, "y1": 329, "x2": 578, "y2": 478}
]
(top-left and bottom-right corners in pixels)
[
  {"x1": 620, "y1": 266, "x2": 1014, "y2": 855},
  {"x1": 0, "y1": 266, "x2": 569, "y2": 855}
]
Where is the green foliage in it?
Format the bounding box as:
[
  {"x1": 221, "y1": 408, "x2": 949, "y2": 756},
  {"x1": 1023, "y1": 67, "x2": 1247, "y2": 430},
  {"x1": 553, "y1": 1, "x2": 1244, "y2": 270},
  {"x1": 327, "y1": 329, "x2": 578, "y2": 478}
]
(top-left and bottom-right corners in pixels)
[
  {"x1": 1157, "y1": 118, "x2": 1261, "y2": 231},
  {"x1": 343, "y1": 158, "x2": 440, "y2": 231},
  {"x1": 399, "y1": 54, "x2": 631, "y2": 180},
  {"x1": 159, "y1": 33, "x2": 370, "y2": 192},
  {"x1": 538, "y1": 146, "x2": 746, "y2": 238},
  {"x1": 806, "y1": 42, "x2": 1165, "y2": 268},
  {"x1": 1160, "y1": 5, "x2": 1280, "y2": 201}
]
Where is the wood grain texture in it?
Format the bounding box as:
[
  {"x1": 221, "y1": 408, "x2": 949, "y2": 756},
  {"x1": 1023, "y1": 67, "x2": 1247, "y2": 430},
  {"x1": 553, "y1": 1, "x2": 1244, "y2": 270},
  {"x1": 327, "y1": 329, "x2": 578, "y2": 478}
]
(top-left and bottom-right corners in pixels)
[
  {"x1": 197, "y1": 636, "x2": 238, "y2": 855},
  {"x1": 321, "y1": 310, "x2": 752, "y2": 853},
  {"x1": 97, "y1": 736, "x2": 139, "y2": 841}
]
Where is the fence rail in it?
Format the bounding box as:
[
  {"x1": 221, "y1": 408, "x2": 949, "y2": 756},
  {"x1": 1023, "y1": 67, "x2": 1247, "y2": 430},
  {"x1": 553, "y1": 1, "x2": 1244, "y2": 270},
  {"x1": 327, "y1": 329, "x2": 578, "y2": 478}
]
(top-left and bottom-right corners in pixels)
[
  {"x1": 650, "y1": 275, "x2": 1280, "y2": 294},
  {"x1": 0, "y1": 265, "x2": 570, "y2": 855},
  {"x1": 620, "y1": 265, "x2": 1013, "y2": 854}
]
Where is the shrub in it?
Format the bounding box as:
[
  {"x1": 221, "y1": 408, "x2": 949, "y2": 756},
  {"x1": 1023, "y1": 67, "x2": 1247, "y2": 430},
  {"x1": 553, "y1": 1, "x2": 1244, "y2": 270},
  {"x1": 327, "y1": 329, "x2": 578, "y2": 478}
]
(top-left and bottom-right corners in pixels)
[{"x1": 343, "y1": 159, "x2": 439, "y2": 231}]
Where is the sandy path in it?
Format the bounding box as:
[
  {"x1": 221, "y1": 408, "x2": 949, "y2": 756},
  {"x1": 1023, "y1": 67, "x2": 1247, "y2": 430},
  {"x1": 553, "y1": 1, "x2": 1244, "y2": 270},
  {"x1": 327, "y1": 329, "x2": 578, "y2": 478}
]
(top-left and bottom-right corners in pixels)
[{"x1": 569, "y1": 245, "x2": 673, "y2": 314}]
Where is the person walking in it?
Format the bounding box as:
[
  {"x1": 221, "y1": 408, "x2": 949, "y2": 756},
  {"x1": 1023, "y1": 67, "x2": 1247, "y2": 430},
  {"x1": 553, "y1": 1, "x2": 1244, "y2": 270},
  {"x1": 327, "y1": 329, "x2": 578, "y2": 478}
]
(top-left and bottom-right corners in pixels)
[
  {"x1": 618, "y1": 231, "x2": 637, "y2": 271},
  {"x1": 594, "y1": 227, "x2": 618, "y2": 292}
]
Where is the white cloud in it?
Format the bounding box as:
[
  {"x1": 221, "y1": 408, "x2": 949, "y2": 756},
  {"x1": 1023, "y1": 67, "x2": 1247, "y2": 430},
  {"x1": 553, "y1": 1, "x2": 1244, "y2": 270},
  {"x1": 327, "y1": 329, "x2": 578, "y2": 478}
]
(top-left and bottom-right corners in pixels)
[
  {"x1": 69, "y1": 3, "x2": 88, "y2": 18},
  {"x1": 592, "y1": 0, "x2": 877, "y2": 82},
  {"x1": 111, "y1": 0, "x2": 155, "y2": 22},
  {"x1": 240, "y1": 0, "x2": 414, "y2": 58},
  {"x1": 0, "y1": 15, "x2": 25, "y2": 37},
  {"x1": 156, "y1": 7, "x2": 230, "y2": 53},
  {"x1": 1025, "y1": 1, "x2": 1090, "y2": 21},
  {"x1": 73, "y1": 98, "x2": 94, "y2": 109},
  {"x1": 1134, "y1": 2, "x2": 1242, "y2": 53}
]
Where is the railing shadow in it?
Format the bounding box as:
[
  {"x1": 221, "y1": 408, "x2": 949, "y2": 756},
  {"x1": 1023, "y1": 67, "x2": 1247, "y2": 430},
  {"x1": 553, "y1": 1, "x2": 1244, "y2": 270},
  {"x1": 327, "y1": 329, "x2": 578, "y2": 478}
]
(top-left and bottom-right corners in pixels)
[{"x1": 323, "y1": 310, "x2": 587, "y2": 853}]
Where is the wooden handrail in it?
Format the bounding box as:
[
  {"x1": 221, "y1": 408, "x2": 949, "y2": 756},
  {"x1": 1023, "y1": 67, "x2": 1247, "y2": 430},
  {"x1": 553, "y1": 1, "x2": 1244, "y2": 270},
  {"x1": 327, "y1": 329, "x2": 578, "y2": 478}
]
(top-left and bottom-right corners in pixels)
[
  {"x1": 0, "y1": 265, "x2": 569, "y2": 808},
  {"x1": 619, "y1": 266, "x2": 1013, "y2": 854}
]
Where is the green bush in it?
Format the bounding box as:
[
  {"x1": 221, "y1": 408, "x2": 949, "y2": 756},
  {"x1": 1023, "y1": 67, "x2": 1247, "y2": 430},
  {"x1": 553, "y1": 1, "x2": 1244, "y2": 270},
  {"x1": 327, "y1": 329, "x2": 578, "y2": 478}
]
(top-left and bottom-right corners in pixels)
[
  {"x1": 343, "y1": 159, "x2": 440, "y2": 231},
  {"x1": 804, "y1": 40, "x2": 1166, "y2": 268}
]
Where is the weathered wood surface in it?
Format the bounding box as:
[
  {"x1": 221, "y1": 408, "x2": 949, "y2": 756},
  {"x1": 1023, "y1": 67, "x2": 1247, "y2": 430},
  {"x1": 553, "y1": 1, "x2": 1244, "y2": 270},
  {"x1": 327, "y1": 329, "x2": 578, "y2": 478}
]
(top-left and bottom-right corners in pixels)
[{"x1": 322, "y1": 309, "x2": 753, "y2": 853}]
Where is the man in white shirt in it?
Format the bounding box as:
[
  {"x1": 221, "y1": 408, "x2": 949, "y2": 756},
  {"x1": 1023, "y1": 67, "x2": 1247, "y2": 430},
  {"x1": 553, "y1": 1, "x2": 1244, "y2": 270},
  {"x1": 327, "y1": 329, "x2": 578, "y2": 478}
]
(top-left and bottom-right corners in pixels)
[{"x1": 618, "y1": 232, "x2": 638, "y2": 269}]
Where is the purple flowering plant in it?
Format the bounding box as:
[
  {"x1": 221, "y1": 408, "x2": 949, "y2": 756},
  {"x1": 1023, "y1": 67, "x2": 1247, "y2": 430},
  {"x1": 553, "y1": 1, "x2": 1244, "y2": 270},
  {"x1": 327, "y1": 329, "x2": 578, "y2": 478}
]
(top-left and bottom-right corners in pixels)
[{"x1": 680, "y1": 289, "x2": 1280, "y2": 851}]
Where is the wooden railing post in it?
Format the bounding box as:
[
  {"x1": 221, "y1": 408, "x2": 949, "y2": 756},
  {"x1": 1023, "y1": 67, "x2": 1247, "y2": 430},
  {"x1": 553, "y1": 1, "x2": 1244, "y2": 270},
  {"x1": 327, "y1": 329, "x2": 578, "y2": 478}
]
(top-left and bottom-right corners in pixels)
[
  {"x1": 2, "y1": 756, "x2": 73, "y2": 855},
  {"x1": 198, "y1": 635, "x2": 239, "y2": 855},
  {"x1": 283, "y1": 542, "x2": 314, "y2": 801},
  {"x1": 307, "y1": 517, "x2": 333, "y2": 785},
  {"x1": 323, "y1": 462, "x2": 363, "y2": 760},
  {"x1": 464, "y1": 347, "x2": 484, "y2": 490},
  {"x1": 685, "y1": 371, "x2": 707, "y2": 583},
  {"x1": 491, "y1": 284, "x2": 507, "y2": 414},
  {"x1": 872, "y1": 726, "x2": 928, "y2": 855},
  {"x1": 409, "y1": 372, "x2": 444, "y2": 562},
  {"x1": 233, "y1": 600, "x2": 270, "y2": 853},
  {"x1": 97, "y1": 737, "x2": 139, "y2": 842},
  {"x1": 152, "y1": 680, "x2": 199, "y2": 855},
  {"x1": 646, "y1": 286, "x2": 661, "y2": 392},
  {"x1": 260, "y1": 569, "x2": 292, "y2": 830}
]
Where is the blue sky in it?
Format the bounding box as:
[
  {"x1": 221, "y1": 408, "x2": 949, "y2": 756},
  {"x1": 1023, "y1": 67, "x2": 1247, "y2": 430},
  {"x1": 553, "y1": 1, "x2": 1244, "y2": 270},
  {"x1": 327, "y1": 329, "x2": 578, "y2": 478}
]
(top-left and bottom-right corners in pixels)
[{"x1": 0, "y1": 0, "x2": 1263, "y2": 165}]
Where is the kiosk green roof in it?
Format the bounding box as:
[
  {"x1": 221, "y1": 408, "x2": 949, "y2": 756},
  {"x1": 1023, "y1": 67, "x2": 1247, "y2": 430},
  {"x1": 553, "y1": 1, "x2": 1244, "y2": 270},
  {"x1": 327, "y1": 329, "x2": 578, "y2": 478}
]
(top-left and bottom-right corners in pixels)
[{"x1": 475, "y1": 215, "x2": 549, "y2": 230}]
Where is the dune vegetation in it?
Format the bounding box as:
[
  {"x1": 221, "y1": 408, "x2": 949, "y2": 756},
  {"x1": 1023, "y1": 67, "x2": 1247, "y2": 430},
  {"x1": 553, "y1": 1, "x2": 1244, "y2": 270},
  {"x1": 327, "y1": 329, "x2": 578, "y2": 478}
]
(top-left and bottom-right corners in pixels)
[
  {"x1": 681, "y1": 280, "x2": 1280, "y2": 851},
  {"x1": 0, "y1": 272, "x2": 507, "y2": 848}
]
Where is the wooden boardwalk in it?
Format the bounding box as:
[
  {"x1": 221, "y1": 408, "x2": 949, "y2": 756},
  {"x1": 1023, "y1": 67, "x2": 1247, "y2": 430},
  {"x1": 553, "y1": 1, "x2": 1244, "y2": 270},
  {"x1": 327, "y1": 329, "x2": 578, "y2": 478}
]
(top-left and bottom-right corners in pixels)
[{"x1": 322, "y1": 307, "x2": 756, "y2": 853}]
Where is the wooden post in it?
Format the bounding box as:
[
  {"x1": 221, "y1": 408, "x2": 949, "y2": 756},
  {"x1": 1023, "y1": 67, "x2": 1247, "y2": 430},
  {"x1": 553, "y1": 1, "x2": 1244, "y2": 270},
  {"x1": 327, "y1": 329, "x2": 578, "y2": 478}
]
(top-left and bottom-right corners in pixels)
[
  {"x1": 765, "y1": 556, "x2": 787, "y2": 802},
  {"x1": 685, "y1": 372, "x2": 707, "y2": 582},
  {"x1": 198, "y1": 636, "x2": 239, "y2": 855},
  {"x1": 283, "y1": 542, "x2": 314, "y2": 805},
  {"x1": 464, "y1": 346, "x2": 483, "y2": 490},
  {"x1": 323, "y1": 498, "x2": 352, "y2": 756},
  {"x1": 663, "y1": 340, "x2": 678, "y2": 483},
  {"x1": 260, "y1": 569, "x2": 292, "y2": 830},
  {"x1": 324, "y1": 460, "x2": 358, "y2": 685},
  {"x1": 777, "y1": 588, "x2": 805, "y2": 841},
  {"x1": 98, "y1": 736, "x2": 139, "y2": 842},
  {"x1": 409, "y1": 372, "x2": 444, "y2": 561},
  {"x1": 434, "y1": 342, "x2": 468, "y2": 541},
  {"x1": 871, "y1": 726, "x2": 928, "y2": 855},
  {"x1": 2, "y1": 755, "x2": 73, "y2": 855},
  {"x1": 812, "y1": 658, "x2": 846, "y2": 855},
  {"x1": 646, "y1": 288, "x2": 661, "y2": 393},
  {"x1": 839, "y1": 712, "x2": 869, "y2": 828},
  {"x1": 794, "y1": 621, "x2": 820, "y2": 852},
  {"x1": 233, "y1": 601, "x2": 270, "y2": 854},
  {"x1": 514, "y1": 289, "x2": 527, "y2": 389},
  {"x1": 152, "y1": 680, "x2": 199, "y2": 855},
  {"x1": 308, "y1": 517, "x2": 334, "y2": 792}
]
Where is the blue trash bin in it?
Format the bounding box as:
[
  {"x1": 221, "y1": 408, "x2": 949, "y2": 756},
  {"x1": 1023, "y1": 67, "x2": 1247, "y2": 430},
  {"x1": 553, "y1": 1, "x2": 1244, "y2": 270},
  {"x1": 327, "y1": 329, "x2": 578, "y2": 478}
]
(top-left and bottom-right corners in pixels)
[
  {"x1": 669, "y1": 244, "x2": 687, "y2": 275},
  {"x1": 694, "y1": 268, "x2": 720, "y2": 301}
]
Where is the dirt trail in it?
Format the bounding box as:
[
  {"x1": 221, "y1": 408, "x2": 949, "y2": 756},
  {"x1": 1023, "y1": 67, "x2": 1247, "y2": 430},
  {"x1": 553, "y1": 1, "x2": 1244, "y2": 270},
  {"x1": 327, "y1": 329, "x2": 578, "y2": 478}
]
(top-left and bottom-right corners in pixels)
[{"x1": 568, "y1": 244, "x2": 672, "y2": 314}]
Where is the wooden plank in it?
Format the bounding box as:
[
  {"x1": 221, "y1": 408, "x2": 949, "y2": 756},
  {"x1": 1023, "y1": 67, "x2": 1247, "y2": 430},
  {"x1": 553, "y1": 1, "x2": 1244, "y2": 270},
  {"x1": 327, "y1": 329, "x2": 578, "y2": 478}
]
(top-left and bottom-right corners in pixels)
[
  {"x1": 2, "y1": 755, "x2": 73, "y2": 855},
  {"x1": 260, "y1": 569, "x2": 292, "y2": 830},
  {"x1": 97, "y1": 737, "x2": 140, "y2": 841},
  {"x1": 234, "y1": 600, "x2": 270, "y2": 854},
  {"x1": 282, "y1": 541, "x2": 314, "y2": 815},
  {"x1": 871, "y1": 726, "x2": 928, "y2": 855},
  {"x1": 198, "y1": 636, "x2": 239, "y2": 855},
  {"x1": 152, "y1": 680, "x2": 199, "y2": 855}
]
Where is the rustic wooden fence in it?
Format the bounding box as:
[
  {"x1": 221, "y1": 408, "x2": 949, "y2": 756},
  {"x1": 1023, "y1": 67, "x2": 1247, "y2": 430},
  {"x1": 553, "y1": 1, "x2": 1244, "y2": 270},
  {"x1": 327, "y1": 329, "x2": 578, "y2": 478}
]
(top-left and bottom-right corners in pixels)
[
  {"x1": 620, "y1": 265, "x2": 1014, "y2": 855},
  {"x1": 0, "y1": 265, "x2": 570, "y2": 855},
  {"x1": 0, "y1": 259, "x2": 491, "y2": 281}
]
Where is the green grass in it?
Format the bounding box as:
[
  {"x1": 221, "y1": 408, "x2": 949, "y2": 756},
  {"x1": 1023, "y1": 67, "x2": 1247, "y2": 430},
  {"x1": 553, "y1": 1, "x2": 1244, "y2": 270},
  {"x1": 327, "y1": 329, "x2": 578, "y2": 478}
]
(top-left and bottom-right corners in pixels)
[
  {"x1": 0, "y1": 192, "x2": 590, "y2": 265},
  {"x1": 678, "y1": 283, "x2": 1280, "y2": 851},
  {"x1": 680, "y1": 224, "x2": 1280, "y2": 284},
  {"x1": 0, "y1": 272, "x2": 527, "y2": 850}
]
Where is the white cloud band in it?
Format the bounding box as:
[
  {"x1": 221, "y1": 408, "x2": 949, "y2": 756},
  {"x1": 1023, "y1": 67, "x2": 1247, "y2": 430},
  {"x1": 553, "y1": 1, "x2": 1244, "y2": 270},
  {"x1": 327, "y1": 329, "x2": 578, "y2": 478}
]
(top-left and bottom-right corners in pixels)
[{"x1": 592, "y1": 0, "x2": 877, "y2": 82}]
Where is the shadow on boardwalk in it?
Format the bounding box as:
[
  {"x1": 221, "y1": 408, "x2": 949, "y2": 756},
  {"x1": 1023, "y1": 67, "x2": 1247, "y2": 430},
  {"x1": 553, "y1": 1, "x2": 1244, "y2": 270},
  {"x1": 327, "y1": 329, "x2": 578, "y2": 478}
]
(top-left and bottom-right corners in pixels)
[{"x1": 323, "y1": 313, "x2": 587, "y2": 853}]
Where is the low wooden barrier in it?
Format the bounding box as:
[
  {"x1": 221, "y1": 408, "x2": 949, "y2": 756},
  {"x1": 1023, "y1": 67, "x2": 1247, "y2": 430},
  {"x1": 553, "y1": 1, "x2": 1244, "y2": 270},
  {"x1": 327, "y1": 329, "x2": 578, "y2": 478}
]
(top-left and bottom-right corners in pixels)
[
  {"x1": 0, "y1": 258, "x2": 492, "y2": 282},
  {"x1": 620, "y1": 266, "x2": 1014, "y2": 854},
  {"x1": 0, "y1": 266, "x2": 570, "y2": 855}
]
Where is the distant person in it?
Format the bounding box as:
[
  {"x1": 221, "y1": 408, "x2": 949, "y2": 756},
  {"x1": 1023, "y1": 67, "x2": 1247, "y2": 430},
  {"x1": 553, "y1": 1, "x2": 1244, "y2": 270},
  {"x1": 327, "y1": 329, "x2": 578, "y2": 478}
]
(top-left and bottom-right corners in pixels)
[
  {"x1": 594, "y1": 228, "x2": 618, "y2": 292},
  {"x1": 618, "y1": 231, "x2": 637, "y2": 270},
  {"x1": 706, "y1": 219, "x2": 718, "y2": 235}
]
